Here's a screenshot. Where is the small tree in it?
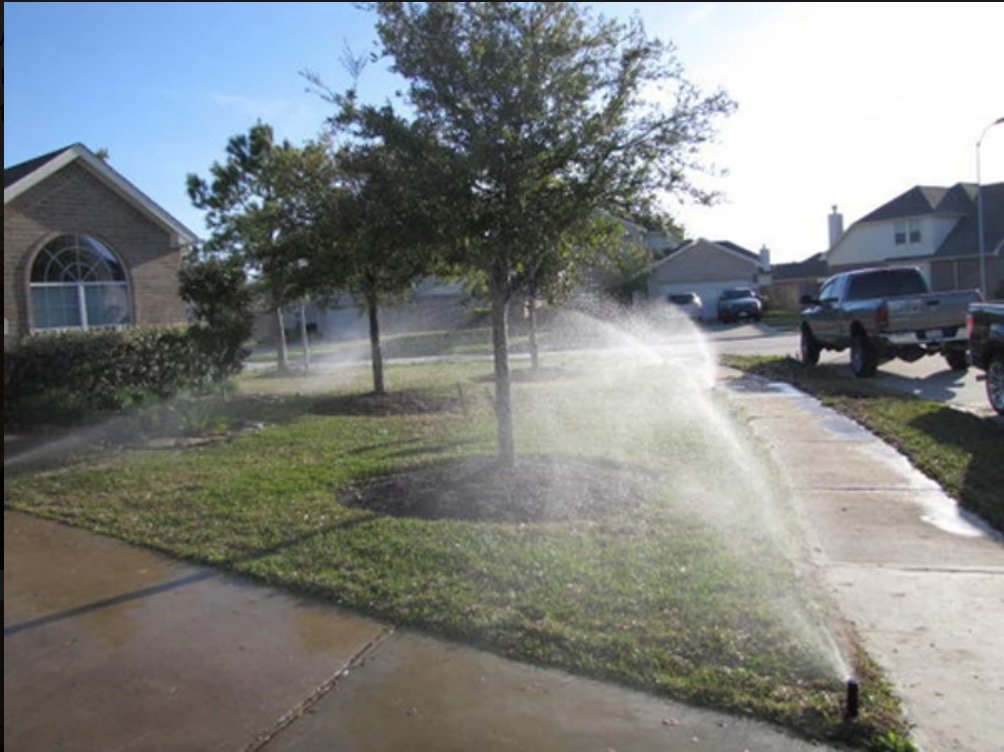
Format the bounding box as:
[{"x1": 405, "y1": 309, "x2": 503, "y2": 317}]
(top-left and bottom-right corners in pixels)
[
  {"x1": 335, "y1": 3, "x2": 735, "y2": 465},
  {"x1": 178, "y1": 251, "x2": 255, "y2": 388},
  {"x1": 305, "y1": 139, "x2": 443, "y2": 394},
  {"x1": 187, "y1": 123, "x2": 317, "y2": 375}
]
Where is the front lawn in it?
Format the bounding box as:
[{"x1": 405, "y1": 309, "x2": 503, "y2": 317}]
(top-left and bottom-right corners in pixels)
[{"x1": 5, "y1": 353, "x2": 911, "y2": 749}]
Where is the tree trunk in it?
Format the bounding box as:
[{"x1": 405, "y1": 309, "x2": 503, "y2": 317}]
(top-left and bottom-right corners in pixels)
[
  {"x1": 299, "y1": 301, "x2": 311, "y2": 372},
  {"x1": 527, "y1": 293, "x2": 540, "y2": 371},
  {"x1": 275, "y1": 307, "x2": 290, "y2": 375},
  {"x1": 491, "y1": 282, "x2": 515, "y2": 468},
  {"x1": 368, "y1": 297, "x2": 386, "y2": 395}
]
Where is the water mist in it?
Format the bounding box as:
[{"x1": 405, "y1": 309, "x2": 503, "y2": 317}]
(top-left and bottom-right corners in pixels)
[{"x1": 520, "y1": 295, "x2": 856, "y2": 686}]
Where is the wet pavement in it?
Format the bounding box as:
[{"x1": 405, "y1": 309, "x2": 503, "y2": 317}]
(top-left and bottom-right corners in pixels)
[
  {"x1": 722, "y1": 373, "x2": 1004, "y2": 752},
  {"x1": 5, "y1": 367, "x2": 1003, "y2": 751},
  {"x1": 5, "y1": 512, "x2": 827, "y2": 752}
]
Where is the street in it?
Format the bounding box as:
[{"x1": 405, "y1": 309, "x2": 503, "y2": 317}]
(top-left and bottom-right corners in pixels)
[{"x1": 704, "y1": 323, "x2": 998, "y2": 419}]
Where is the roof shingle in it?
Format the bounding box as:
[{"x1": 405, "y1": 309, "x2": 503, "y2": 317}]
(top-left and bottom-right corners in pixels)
[{"x1": 3, "y1": 145, "x2": 75, "y2": 190}]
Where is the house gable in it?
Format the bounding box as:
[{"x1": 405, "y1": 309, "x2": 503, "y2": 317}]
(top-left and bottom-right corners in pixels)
[
  {"x1": 4, "y1": 144, "x2": 199, "y2": 339},
  {"x1": 648, "y1": 238, "x2": 762, "y2": 287},
  {"x1": 934, "y1": 182, "x2": 1004, "y2": 259},
  {"x1": 826, "y1": 183, "x2": 999, "y2": 270},
  {"x1": 5, "y1": 144, "x2": 198, "y2": 247}
]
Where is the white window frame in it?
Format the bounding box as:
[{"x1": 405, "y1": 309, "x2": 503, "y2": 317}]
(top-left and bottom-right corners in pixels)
[
  {"x1": 894, "y1": 219, "x2": 922, "y2": 246},
  {"x1": 29, "y1": 234, "x2": 133, "y2": 332}
]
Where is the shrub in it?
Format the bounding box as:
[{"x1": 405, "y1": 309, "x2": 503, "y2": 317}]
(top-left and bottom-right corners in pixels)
[{"x1": 4, "y1": 327, "x2": 215, "y2": 428}]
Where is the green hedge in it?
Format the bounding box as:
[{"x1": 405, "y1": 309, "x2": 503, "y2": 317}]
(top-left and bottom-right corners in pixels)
[{"x1": 4, "y1": 327, "x2": 220, "y2": 428}]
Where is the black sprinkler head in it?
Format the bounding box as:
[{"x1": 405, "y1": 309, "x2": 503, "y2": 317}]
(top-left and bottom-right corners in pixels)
[{"x1": 845, "y1": 678, "x2": 860, "y2": 720}]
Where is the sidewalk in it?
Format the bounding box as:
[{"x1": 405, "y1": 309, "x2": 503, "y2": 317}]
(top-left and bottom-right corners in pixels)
[
  {"x1": 5, "y1": 369, "x2": 1003, "y2": 751},
  {"x1": 722, "y1": 370, "x2": 1004, "y2": 752}
]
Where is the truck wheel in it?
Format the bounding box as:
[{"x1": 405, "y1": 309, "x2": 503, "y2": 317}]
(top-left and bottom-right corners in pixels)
[
  {"x1": 987, "y1": 355, "x2": 1004, "y2": 416},
  {"x1": 800, "y1": 327, "x2": 821, "y2": 366},
  {"x1": 943, "y1": 347, "x2": 969, "y2": 371},
  {"x1": 850, "y1": 333, "x2": 878, "y2": 378}
]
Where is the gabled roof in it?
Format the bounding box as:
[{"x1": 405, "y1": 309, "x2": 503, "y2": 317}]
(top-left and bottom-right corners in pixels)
[
  {"x1": 3, "y1": 146, "x2": 72, "y2": 189},
  {"x1": 713, "y1": 240, "x2": 760, "y2": 262},
  {"x1": 4, "y1": 143, "x2": 198, "y2": 246},
  {"x1": 647, "y1": 237, "x2": 764, "y2": 275},
  {"x1": 831, "y1": 181, "x2": 1003, "y2": 263},
  {"x1": 858, "y1": 183, "x2": 978, "y2": 223},
  {"x1": 934, "y1": 182, "x2": 1004, "y2": 259}
]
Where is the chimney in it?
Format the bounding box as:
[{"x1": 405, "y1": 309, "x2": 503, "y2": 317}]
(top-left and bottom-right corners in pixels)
[
  {"x1": 828, "y1": 205, "x2": 844, "y2": 249},
  {"x1": 759, "y1": 245, "x2": 772, "y2": 270}
]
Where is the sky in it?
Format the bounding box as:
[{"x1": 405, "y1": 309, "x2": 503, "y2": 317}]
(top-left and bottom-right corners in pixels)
[{"x1": 4, "y1": 1, "x2": 1003, "y2": 265}]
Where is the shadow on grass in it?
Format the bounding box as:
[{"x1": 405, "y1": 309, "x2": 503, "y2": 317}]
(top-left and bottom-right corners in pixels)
[{"x1": 909, "y1": 408, "x2": 1004, "y2": 534}]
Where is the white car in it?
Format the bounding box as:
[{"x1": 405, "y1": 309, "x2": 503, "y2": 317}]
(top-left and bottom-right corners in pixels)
[{"x1": 666, "y1": 292, "x2": 704, "y2": 321}]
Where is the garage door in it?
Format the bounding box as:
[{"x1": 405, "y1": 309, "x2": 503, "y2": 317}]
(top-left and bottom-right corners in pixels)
[{"x1": 656, "y1": 281, "x2": 750, "y2": 321}]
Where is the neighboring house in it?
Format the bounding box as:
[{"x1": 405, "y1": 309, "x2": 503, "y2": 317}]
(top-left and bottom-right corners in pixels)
[
  {"x1": 646, "y1": 238, "x2": 772, "y2": 320},
  {"x1": 4, "y1": 144, "x2": 198, "y2": 346},
  {"x1": 825, "y1": 182, "x2": 1004, "y2": 295},
  {"x1": 765, "y1": 252, "x2": 829, "y2": 310}
]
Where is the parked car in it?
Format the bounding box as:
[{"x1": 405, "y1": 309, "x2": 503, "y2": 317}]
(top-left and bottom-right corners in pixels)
[
  {"x1": 967, "y1": 302, "x2": 1004, "y2": 415},
  {"x1": 799, "y1": 266, "x2": 981, "y2": 377},
  {"x1": 666, "y1": 292, "x2": 703, "y2": 321},
  {"x1": 717, "y1": 287, "x2": 762, "y2": 324}
]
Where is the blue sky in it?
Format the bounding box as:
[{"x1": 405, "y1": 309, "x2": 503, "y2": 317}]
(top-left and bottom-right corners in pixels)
[{"x1": 5, "y1": 2, "x2": 1003, "y2": 264}]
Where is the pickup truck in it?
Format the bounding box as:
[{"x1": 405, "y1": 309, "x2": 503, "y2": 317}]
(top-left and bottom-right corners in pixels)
[
  {"x1": 967, "y1": 302, "x2": 1004, "y2": 415},
  {"x1": 799, "y1": 266, "x2": 981, "y2": 377}
]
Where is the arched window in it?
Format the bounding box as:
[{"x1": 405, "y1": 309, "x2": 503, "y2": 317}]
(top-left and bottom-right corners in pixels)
[{"x1": 30, "y1": 234, "x2": 132, "y2": 330}]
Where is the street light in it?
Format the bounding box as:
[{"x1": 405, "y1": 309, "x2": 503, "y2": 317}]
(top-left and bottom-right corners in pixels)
[{"x1": 976, "y1": 117, "x2": 1004, "y2": 295}]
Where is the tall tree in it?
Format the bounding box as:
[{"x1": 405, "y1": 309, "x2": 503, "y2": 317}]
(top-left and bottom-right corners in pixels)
[{"x1": 338, "y1": 2, "x2": 735, "y2": 466}]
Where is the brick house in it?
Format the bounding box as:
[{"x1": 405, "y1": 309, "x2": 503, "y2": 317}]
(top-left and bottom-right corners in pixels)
[{"x1": 4, "y1": 144, "x2": 198, "y2": 345}]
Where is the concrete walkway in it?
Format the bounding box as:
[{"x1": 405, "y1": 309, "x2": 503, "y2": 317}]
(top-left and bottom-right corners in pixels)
[
  {"x1": 5, "y1": 369, "x2": 1003, "y2": 751},
  {"x1": 723, "y1": 371, "x2": 1004, "y2": 752}
]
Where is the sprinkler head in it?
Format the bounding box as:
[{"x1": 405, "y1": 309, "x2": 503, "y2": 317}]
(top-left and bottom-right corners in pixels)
[{"x1": 844, "y1": 678, "x2": 860, "y2": 721}]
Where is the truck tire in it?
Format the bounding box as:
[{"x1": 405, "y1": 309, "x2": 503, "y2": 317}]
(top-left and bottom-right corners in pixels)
[
  {"x1": 987, "y1": 354, "x2": 1004, "y2": 415},
  {"x1": 943, "y1": 347, "x2": 969, "y2": 371},
  {"x1": 800, "y1": 326, "x2": 821, "y2": 366},
  {"x1": 850, "y1": 333, "x2": 878, "y2": 378}
]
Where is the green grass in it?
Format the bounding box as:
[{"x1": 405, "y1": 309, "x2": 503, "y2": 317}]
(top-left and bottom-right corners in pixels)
[
  {"x1": 5, "y1": 357, "x2": 913, "y2": 749},
  {"x1": 721, "y1": 355, "x2": 1004, "y2": 535}
]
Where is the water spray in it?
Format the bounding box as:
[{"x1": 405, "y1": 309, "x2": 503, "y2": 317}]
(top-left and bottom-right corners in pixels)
[{"x1": 844, "y1": 678, "x2": 860, "y2": 721}]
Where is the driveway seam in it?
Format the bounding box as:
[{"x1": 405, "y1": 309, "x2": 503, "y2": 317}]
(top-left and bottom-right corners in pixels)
[{"x1": 241, "y1": 626, "x2": 397, "y2": 752}]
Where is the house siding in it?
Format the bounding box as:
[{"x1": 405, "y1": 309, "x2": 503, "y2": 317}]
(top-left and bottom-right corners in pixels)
[
  {"x1": 4, "y1": 162, "x2": 186, "y2": 338},
  {"x1": 650, "y1": 242, "x2": 759, "y2": 288},
  {"x1": 829, "y1": 220, "x2": 947, "y2": 268}
]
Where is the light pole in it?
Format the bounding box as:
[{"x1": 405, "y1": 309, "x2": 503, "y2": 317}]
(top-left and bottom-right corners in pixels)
[{"x1": 976, "y1": 117, "x2": 1004, "y2": 295}]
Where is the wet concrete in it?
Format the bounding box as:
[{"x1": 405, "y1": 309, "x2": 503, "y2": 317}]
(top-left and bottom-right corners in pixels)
[
  {"x1": 724, "y1": 373, "x2": 1004, "y2": 752},
  {"x1": 5, "y1": 512, "x2": 390, "y2": 752},
  {"x1": 261, "y1": 632, "x2": 823, "y2": 752},
  {"x1": 5, "y1": 511, "x2": 831, "y2": 752}
]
